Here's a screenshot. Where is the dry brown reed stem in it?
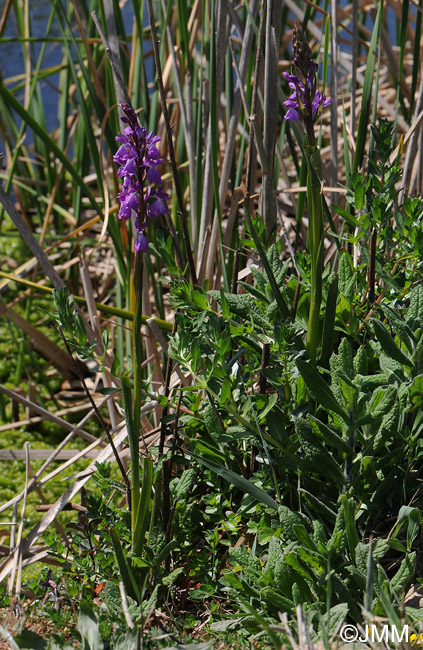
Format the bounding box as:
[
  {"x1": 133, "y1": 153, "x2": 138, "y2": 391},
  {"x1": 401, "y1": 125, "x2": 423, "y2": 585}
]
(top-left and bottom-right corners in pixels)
[
  {"x1": 140, "y1": 269, "x2": 163, "y2": 430},
  {"x1": 91, "y1": 10, "x2": 131, "y2": 108},
  {"x1": 160, "y1": 0, "x2": 197, "y2": 245},
  {"x1": 79, "y1": 249, "x2": 121, "y2": 433},
  {"x1": 197, "y1": 71, "x2": 214, "y2": 279},
  {"x1": 0, "y1": 183, "x2": 115, "y2": 368},
  {"x1": 228, "y1": 36, "x2": 268, "y2": 173},
  {"x1": 329, "y1": 0, "x2": 339, "y2": 202},
  {"x1": 262, "y1": 0, "x2": 282, "y2": 241},
  {"x1": 58, "y1": 327, "x2": 130, "y2": 497},
  {"x1": 119, "y1": 581, "x2": 135, "y2": 629},
  {"x1": 0, "y1": 425, "x2": 129, "y2": 584},
  {"x1": 0, "y1": 185, "x2": 65, "y2": 291},
  {"x1": 0, "y1": 395, "x2": 116, "y2": 518},
  {"x1": 202, "y1": 0, "x2": 229, "y2": 287},
  {"x1": 246, "y1": 0, "x2": 266, "y2": 204},
  {"x1": 7, "y1": 442, "x2": 29, "y2": 598},
  {"x1": 103, "y1": 0, "x2": 127, "y2": 106},
  {"x1": 28, "y1": 465, "x2": 69, "y2": 546},
  {"x1": 0, "y1": 297, "x2": 78, "y2": 379},
  {"x1": 399, "y1": 71, "x2": 423, "y2": 199},
  {"x1": 0, "y1": 383, "x2": 100, "y2": 444},
  {"x1": 146, "y1": 0, "x2": 197, "y2": 285},
  {"x1": 0, "y1": 0, "x2": 13, "y2": 35}
]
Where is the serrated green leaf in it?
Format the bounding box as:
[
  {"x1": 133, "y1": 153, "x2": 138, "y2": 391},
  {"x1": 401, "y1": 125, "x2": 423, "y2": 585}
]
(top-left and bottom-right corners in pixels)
[
  {"x1": 325, "y1": 603, "x2": 349, "y2": 638},
  {"x1": 296, "y1": 419, "x2": 345, "y2": 488},
  {"x1": 406, "y1": 285, "x2": 423, "y2": 330},
  {"x1": 174, "y1": 468, "x2": 196, "y2": 501},
  {"x1": 390, "y1": 552, "x2": 416, "y2": 591},
  {"x1": 410, "y1": 375, "x2": 423, "y2": 409},
  {"x1": 162, "y1": 567, "x2": 185, "y2": 586},
  {"x1": 208, "y1": 291, "x2": 270, "y2": 329},
  {"x1": 383, "y1": 305, "x2": 415, "y2": 354},
  {"x1": 285, "y1": 552, "x2": 315, "y2": 582},
  {"x1": 338, "y1": 252, "x2": 355, "y2": 300}
]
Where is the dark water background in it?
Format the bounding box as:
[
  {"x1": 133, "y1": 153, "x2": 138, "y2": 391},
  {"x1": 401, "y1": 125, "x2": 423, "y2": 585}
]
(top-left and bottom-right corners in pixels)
[
  {"x1": 0, "y1": 1, "x2": 406, "y2": 141},
  {"x1": 0, "y1": 0, "x2": 134, "y2": 134}
]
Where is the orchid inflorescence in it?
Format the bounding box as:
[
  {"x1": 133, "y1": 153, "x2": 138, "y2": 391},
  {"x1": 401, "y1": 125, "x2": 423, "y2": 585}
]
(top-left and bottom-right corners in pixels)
[
  {"x1": 283, "y1": 23, "x2": 333, "y2": 127},
  {"x1": 113, "y1": 103, "x2": 168, "y2": 254}
]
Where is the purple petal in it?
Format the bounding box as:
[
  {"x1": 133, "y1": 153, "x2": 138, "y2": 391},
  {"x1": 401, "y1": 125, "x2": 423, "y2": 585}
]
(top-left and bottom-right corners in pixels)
[
  {"x1": 283, "y1": 72, "x2": 299, "y2": 84},
  {"x1": 146, "y1": 145, "x2": 162, "y2": 162},
  {"x1": 146, "y1": 131, "x2": 161, "y2": 146},
  {"x1": 118, "y1": 190, "x2": 139, "y2": 220},
  {"x1": 147, "y1": 166, "x2": 163, "y2": 184},
  {"x1": 115, "y1": 132, "x2": 130, "y2": 145},
  {"x1": 154, "y1": 187, "x2": 169, "y2": 200},
  {"x1": 118, "y1": 202, "x2": 132, "y2": 220},
  {"x1": 284, "y1": 107, "x2": 299, "y2": 121},
  {"x1": 149, "y1": 198, "x2": 167, "y2": 216},
  {"x1": 113, "y1": 144, "x2": 131, "y2": 164}
]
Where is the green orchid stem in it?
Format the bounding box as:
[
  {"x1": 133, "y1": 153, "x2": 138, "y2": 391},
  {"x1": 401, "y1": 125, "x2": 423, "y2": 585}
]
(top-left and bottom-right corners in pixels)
[
  {"x1": 305, "y1": 140, "x2": 324, "y2": 364},
  {"x1": 131, "y1": 252, "x2": 144, "y2": 537}
]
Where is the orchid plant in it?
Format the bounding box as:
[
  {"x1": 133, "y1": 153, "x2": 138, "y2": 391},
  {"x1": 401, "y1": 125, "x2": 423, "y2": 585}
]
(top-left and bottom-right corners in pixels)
[
  {"x1": 283, "y1": 23, "x2": 333, "y2": 363},
  {"x1": 113, "y1": 104, "x2": 168, "y2": 546}
]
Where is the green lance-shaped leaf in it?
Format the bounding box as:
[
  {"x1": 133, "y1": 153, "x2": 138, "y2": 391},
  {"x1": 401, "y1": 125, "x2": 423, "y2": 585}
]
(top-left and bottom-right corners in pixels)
[
  {"x1": 321, "y1": 273, "x2": 338, "y2": 367},
  {"x1": 406, "y1": 284, "x2": 423, "y2": 331},
  {"x1": 308, "y1": 415, "x2": 353, "y2": 454},
  {"x1": 352, "y1": 0, "x2": 383, "y2": 172},
  {"x1": 390, "y1": 551, "x2": 416, "y2": 592},
  {"x1": 187, "y1": 450, "x2": 279, "y2": 511},
  {"x1": 341, "y1": 494, "x2": 359, "y2": 563},
  {"x1": 372, "y1": 319, "x2": 413, "y2": 367},
  {"x1": 133, "y1": 456, "x2": 154, "y2": 557},
  {"x1": 78, "y1": 601, "x2": 102, "y2": 650},
  {"x1": 296, "y1": 359, "x2": 350, "y2": 424},
  {"x1": 109, "y1": 526, "x2": 140, "y2": 603}
]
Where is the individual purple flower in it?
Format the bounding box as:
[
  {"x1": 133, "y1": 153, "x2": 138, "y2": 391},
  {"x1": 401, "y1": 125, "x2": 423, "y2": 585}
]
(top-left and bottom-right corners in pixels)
[
  {"x1": 113, "y1": 104, "x2": 168, "y2": 253},
  {"x1": 283, "y1": 23, "x2": 333, "y2": 128},
  {"x1": 135, "y1": 230, "x2": 148, "y2": 254}
]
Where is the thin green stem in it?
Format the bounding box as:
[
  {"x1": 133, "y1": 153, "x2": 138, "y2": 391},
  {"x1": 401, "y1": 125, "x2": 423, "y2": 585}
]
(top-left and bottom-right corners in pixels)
[
  {"x1": 305, "y1": 141, "x2": 324, "y2": 364},
  {"x1": 131, "y1": 252, "x2": 144, "y2": 535}
]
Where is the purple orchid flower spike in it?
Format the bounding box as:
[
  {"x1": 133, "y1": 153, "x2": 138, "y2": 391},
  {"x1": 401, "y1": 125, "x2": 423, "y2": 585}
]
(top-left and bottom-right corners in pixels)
[
  {"x1": 113, "y1": 104, "x2": 168, "y2": 253},
  {"x1": 283, "y1": 23, "x2": 334, "y2": 130}
]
